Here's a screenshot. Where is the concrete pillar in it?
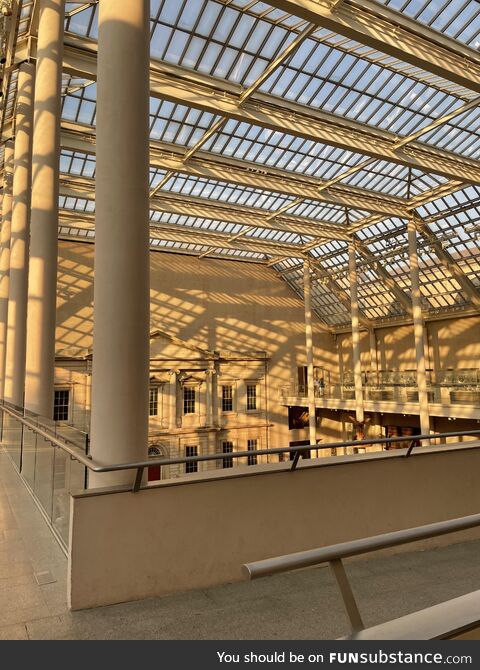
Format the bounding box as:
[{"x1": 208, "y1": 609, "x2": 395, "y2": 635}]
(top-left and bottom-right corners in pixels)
[
  {"x1": 408, "y1": 219, "x2": 430, "y2": 438},
  {"x1": 348, "y1": 242, "x2": 364, "y2": 424},
  {"x1": 0, "y1": 140, "x2": 14, "y2": 397},
  {"x1": 205, "y1": 369, "x2": 213, "y2": 428},
  {"x1": 4, "y1": 63, "x2": 35, "y2": 407},
  {"x1": 369, "y1": 328, "x2": 378, "y2": 381},
  {"x1": 89, "y1": 0, "x2": 151, "y2": 487},
  {"x1": 303, "y1": 259, "x2": 317, "y2": 447},
  {"x1": 336, "y1": 336, "x2": 344, "y2": 387},
  {"x1": 24, "y1": 0, "x2": 64, "y2": 417},
  {"x1": 168, "y1": 371, "x2": 177, "y2": 431}
]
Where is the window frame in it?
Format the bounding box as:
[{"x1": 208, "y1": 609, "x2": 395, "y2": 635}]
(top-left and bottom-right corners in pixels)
[
  {"x1": 53, "y1": 388, "x2": 70, "y2": 423},
  {"x1": 221, "y1": 440, "x2": 234, "y2": 469},
  {"x1": 185, "y1": 445, "x2": 198, "y2": 473},
  {"x1": 247, "y1": 438, "x2": 258, "y2": 466},
  {"x1": 221, "y1": 384, "x2": 234, "y2": 413},
  {"x1": 246, "y1": 382, "x2": 258, "y2": 411},
  {"x1": 149, "y1": 386, "x2": 159, "y2": 417},
  {"x1": 183, "y1": 385, "x2": 196, "y2": 415}
]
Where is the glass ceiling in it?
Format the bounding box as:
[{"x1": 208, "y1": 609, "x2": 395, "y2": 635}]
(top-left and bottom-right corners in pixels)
[{"x1": 1, "y1": 0, "x2": 479, "y2": 329}]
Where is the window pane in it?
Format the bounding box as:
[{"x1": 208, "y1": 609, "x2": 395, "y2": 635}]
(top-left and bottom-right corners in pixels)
[
  {"x1": 183, "y1": 387, "x2": 196, "y2": 414},
  {"x1": 247, "y1": 384, "x2": 257, "y2": 410},
  {"x1": 222, "y1": 441, "x2": 233, "y2": 468},
  {"x1": 247, "y1": 439, "x2": 258, "y2": 466},
  {"x1": 149, "y1": 387, "x2": 159, "y2": 416},
  {"x1": 53, "y1": 390, "x2": 69, "y2": 422},
  {"x1": 222, "y1": 385, "x2": 233, "y2": 412},
  {"x1": 185, "y1": 445, "x2": 198, "y2": 473}
]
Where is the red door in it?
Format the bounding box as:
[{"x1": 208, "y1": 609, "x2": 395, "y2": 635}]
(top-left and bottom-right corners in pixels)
[{"x1": 148, "y1": 465, "x2": 161, "y2": 481}]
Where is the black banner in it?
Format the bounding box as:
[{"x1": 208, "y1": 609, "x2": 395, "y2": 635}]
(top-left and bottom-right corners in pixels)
[{"x1": 1, "y1": 640, "x2": 478, "y2": 669}]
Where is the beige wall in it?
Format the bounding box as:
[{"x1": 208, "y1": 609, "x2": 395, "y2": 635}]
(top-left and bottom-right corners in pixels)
[
  {"x1": 69, "y1": 443, "x2": 480, "y2": 610},
  {"x1": 55, "y1": 241, "x2": 338, "y2": 450},
  {"x1": 338, "y1": 316, "x2": 480, "y2": 376}
]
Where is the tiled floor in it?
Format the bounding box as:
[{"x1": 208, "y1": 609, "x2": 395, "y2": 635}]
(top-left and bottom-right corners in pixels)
[{"x1": 1, "y1": 449, "x2": 480, "y2": 640}]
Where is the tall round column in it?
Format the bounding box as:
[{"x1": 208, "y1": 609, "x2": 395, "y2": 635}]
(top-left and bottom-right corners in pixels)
[
  {"x1": 348, "y1": 242, "x2": 364, "y2": 425},
  {"x1": 303, "y1": 259, "x2": 317, "y2": 448},
  {"x1": 408, "y1": 218, "x2": 430, "y2": 439},
  {"x1": 4, "y1": 63, "x2": 35, "y2": 407},
  {"x1": 89, "y1": 0, "x2": 151, "y2": 487},
  {"x1": 0, "y1": 140, "x2": 14, "y2": 396},
  {"x1": 24, "y1": 0, "x2": 64, "y2": 417}
]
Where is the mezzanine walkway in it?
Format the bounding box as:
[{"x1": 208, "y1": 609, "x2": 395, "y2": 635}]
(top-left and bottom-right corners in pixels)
[{"x1": 1, "y1": 449, "x2": 479, "y2": 640}]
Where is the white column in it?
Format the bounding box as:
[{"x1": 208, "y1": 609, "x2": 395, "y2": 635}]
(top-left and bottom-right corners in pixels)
[
  {"x1": 369, "y1": 329, "x2": 378, "y2": 381},
  {"x1": 348, "y1": 242, "x2": 364, "y2": 424},
  {"x1": 89, "y1": 0, "x2": 151, "y2": 487},
  {"x1": 0, "y1": 140, "x2": 14, "y2": 397},
  {"x1": 24, "y1": 0, "x2": 64, "y2": 417},
  {"x1": 303, "y1": 259, "x2": 317, "y2": 447},
  {"x1": 4, "y1": 63, "x2": 35, "y2": 407},
  {"x1": 205, "y1": 369, "x2": 213, "y2": 428},
  {"x1": 168, "y1": 370, "x2": 177, "y2": 431},
  {"x1": 408, "y1": 218, "x2": 430, "y2": 438},
  {"x1": 212, "y1": 360, "x2": 220, "y2": 428}
]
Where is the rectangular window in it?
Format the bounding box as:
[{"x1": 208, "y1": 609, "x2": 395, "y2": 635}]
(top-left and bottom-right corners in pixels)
[
  {"x1": 246, "y1": 384, "x2": 257, "y2": 411},
  {"x1": 183, "y1": 387, "x2": 195, "y2": 415},
  {"x1": 53, "y1": 389, "x2": 69, "y2": 422},
  {"x1": 247, "y1": 439, "x2": 258, "y2": 466},
  {"x1": 222, "y1": 441, "x2": 233, "y2": 469},
  {"x1": 149, "y1": 387, "x2": 159, "y2": 417},
  {"x1": 222, "y1": 385, "x2": 233, "y2": 412},
  {"x1": 185, "y1": 445, "x2": 198, "y2": 473}
]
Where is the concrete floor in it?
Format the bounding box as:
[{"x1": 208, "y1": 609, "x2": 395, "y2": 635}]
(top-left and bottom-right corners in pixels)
[{"x1": 1, "y1": 449, "x2": 480, "y2": 640}]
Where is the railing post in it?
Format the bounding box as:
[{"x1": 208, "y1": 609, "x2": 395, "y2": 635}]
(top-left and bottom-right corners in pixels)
[
  {"x1": 290, "y1": 449, "x2": 301, "y2": 471},
  {"x1": 133, "y1": 467, "x2": 145, "y2": 493},
  {"x1": 329, "y1": 558, "x2": 364, "y2": 633}
]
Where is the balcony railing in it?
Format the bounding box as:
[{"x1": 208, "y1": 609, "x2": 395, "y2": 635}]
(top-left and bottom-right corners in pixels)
[
  {"x1": 3, "y1": 399, "x2": 480, "y2": 552},
  {"x1": 279, "y1": 378, "x2": 480, "y2": 407}
]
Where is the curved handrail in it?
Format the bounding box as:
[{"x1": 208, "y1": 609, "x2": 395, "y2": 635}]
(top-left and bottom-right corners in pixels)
[
  {"x1": 242, "y1": 512, "x2": 480, "y2": 634},
  {"x1": 2, "y1": 402, "x2": 480, "y2": 491},
  {"x1": 243, "y1": 512, "x2": 480, "y2": 580}
]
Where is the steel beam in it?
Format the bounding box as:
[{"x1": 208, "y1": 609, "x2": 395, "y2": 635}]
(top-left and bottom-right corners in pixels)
[
  {"x1": 57, "y1": 173, "x2": 351, "y2": 240},
  {"x1": 57, "y1": 209, "x2": 308, "y2": 257},
  {"x1": 60, "y1": 122, "x2": 408, "y2": 218},
  {"x1": 312, "y1": 264, "x2": 372, "y2": 328},
  {"x1": 265, "y1": 0, "x2": 480, "y2": 93},
  {"x1": 415, "y1": 217, "x2": 480, "y2": 311},
  {"x1": 354, "y1": 240, "x2": 413, "y2": 315},
  {"x1": 59, "y1": 38, "x2": 480, "y2": 184}
]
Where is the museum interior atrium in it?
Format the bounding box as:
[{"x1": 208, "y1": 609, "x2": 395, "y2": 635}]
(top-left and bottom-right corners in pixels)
[{"x1": 0, "y1": 0, "x2": 479, "y2": 640}]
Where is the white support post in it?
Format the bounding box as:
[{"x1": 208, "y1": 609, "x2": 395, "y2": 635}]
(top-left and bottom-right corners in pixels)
[
  {"x1": 348, "y1": 242, "x2": 364, "y2": 425},
  {"x1": 24, "y1": 0, "x2": 64, "y2": 417},
  {"x1": 4, "y1": 63, "x2": 35, "y2": 407},
  {"x1": 89, "y1": 0, "x2": 151, "y2": 487},
  {"x1": 303, "y1": 259, "x2": 317, "y2": 448},
  {"x1": 408, "y1": 219, "x2": 431, "y2": 439},
  {"x1": 0, "y1": 141, "x2": 14, "y2": 397}
]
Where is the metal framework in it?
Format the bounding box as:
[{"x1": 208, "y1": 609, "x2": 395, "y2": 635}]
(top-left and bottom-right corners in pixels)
[{"x1": 0, "y1": 0, "x2": 479, "y2": 331}]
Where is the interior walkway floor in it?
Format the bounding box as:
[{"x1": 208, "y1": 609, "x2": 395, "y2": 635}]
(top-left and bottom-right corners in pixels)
[{"x1": 1, "y1": 449, "x2": 480, "y2": 640}]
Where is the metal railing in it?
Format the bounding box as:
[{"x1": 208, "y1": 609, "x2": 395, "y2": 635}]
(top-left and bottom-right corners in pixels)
[
  {"x1": 3, "y1": 400, "x2": 480, "y2": 486},
  {"x1": 278, "y1": 383, "x2": 480, "y2": 406},
  {"x1": 1, "y1": 400, "x2": 480, "y2": 550},
  {"x1": 242, "y1": 512, "x2": 480, "y2": 635}
]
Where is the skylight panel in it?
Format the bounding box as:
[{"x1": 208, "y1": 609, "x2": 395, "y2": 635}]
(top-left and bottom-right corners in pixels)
[
  {"x1": 149, "y1": 0, "x2": 296, "y2": 86},
  {"x1": 64, "y1": 2, "x2": 98, "y2": 38},
  {"x1": 377, "y1": 0, "x2": 480, "y2": 49},
  {"x1": 258, "y1": 26, "x2": 469, "y2": 139}
]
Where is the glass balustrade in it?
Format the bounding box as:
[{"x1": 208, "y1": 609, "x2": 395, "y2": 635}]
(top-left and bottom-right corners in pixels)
[
  {"x1": 0, "y1": 401, "x2": 89, "y2": 549},
  {"x1": 279, "y1": 368, "x2": 480, "y2": 407}
]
